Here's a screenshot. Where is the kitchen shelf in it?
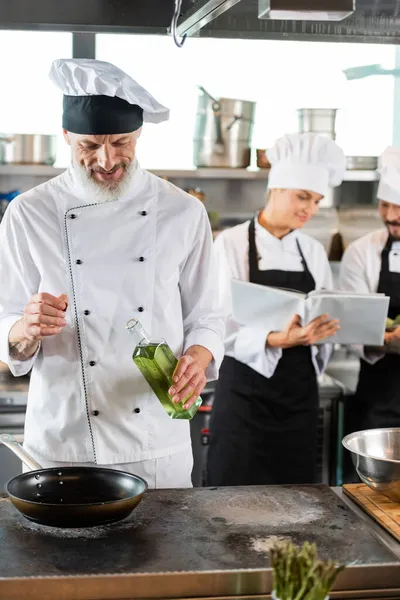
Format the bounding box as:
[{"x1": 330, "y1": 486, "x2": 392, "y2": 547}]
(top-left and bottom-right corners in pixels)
[
  {"x1": 0, "y1": 165, "x2": 380, "y2": 182},
  {"x1": 0, "y1": 165, "x2": 268, "y2": 179},
  {"x1": 0, "y1": 165, "x2": 65, "y2": 177},
  {"x1": 152, "y1": 168, "x2": 268, "y2": 180},
  {"x1": 342, "y1": 170, "x2": 379, "y2": 182}
]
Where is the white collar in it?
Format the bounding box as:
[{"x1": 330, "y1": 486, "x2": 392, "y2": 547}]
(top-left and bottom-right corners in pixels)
[{"x1": 254, "y1": 214, "x2": 299, "y2": 252}]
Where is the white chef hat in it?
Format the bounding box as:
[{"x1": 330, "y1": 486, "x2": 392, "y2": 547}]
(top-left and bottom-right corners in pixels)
[
  {"x1": 266, "y1": 133, "x2": 346, "y2": 197},
  {"x1": 377, "y1": 147, "x2": 400, "y2": 206},
  {"x1": 49, "y1": 58, "x2": 169, "y2": 135}
]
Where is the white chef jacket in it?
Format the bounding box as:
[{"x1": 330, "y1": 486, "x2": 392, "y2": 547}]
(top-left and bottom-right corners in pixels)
[
  {"x1": 0, "y1": 164, "x2": 225, "y2": 464},
  {"x1": 339, "y1": 228, "x2": 399, "y2": 364},
  {"x1": 214, "y1": 219, "x2": 333, "y2": 378}
]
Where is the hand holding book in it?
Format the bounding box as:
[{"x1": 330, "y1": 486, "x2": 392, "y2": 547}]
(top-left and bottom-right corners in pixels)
[{"x1": 267, "y1": 314, "x2": 340, "y2": 349}]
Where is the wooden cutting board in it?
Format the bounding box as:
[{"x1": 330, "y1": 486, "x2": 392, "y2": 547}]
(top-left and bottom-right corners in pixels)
[{"x1": 343, "y1": 483, "x2": 400, "y2": 542}]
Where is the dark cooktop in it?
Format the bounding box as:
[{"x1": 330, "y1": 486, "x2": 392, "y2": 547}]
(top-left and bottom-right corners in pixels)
[{"x1": 0, "y1": 485, "x2": 396, "y2": 579}]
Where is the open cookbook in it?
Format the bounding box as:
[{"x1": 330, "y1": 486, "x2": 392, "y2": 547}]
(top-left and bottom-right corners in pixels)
[{"x1": 231, "y1": 279, "x2": 390, "y2": 345}]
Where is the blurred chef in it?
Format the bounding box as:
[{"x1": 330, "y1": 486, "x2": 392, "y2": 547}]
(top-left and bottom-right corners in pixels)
[
  {"x1": 207, "y1": 133, "x2": 346, "y2": 486},
  {"x1": 340, "y1": 146, "x2": 400, "y2": 434}
]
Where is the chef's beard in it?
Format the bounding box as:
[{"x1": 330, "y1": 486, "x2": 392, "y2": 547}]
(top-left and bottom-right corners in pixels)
[
  {"x1": 71, "y1": 159, "x2": 138, "y2": 203},
  {"x1": 386, "y1": 221, "x2": 400, "y2": 240}
]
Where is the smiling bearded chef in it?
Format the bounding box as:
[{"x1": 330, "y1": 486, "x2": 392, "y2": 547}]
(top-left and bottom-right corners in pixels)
[
  {"x1": 0, "y1": 59, "x2": 225, "y2": 488},
  {"x1": 340, "y1": 146, "x2": 400, "y2": 438},
  {"x1": 207, "y1": 133, "x2": 345, "y2": 487}
]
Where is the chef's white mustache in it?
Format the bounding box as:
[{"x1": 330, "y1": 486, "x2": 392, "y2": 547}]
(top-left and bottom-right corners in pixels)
[{"x1": 91, "y1": 163, "x2": 127, "y2": 174}]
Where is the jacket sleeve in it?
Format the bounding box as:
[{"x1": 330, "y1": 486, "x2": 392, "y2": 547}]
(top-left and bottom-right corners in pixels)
[
  {"x1": 0, "y1": 203, "x2": 41, "y2": 376},
  {"x1": 180, "y1": 207, "x2": 226, "y2": 380},
  {"x1": 214, "y1": 232, "x2": 283, "y2": 379},
  {"x1": 339, "y1": 242, "x2": 383, "y2": 364},
  {"x1": 310, "y1": 249, "x2": 334, "y2": 375}
]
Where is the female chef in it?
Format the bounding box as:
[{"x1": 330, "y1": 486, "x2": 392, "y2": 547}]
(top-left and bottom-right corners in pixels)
[{"x1": 207, "y1": 132, "x2": 346, "y2": 486}]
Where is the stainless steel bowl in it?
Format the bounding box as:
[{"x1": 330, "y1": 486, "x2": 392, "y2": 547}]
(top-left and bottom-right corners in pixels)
[{"x1": 343, "y1": 428, "x2": 400, "y2": 501}]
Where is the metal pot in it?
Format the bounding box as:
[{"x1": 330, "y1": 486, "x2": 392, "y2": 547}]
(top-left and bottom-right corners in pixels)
[
  {"x1": 193, "y1": 87, "x2": 255, "y2": 168},
  {"x1": 0, "y1": 134, "x2": 57, "y2": 165},
  {"x1": 297, "y1": 108, "x2": 338, "y2": 139},
  {"x1": 346, "y1": 156, "x2": 378, "y2": 171}
]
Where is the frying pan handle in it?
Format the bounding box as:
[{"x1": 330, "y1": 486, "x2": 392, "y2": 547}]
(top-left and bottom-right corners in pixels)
[{"x1": 0, "y1": 433, "x2": 42, "y2": 471}]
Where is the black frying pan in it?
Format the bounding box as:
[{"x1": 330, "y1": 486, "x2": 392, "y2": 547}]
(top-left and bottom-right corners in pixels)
[{"x1": 0, "y1": 434, "x2": 147, "y2": 528}]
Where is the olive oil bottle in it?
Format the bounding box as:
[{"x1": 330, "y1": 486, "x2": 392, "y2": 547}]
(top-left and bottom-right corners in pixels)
[{"x1": 126, "y1": 318, "x2": 202, "y2": 420}]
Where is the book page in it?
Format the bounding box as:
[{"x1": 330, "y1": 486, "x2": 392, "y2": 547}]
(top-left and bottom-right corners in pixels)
[
  {"x1": 273, "y1": 287, "x2": 306, "y2": 298},
  {"x1": 231, "y1": 279, "x2": 306, "y2": 330},
  {"x1": 308, "y1": 289, "x2": 385, "y2": 299},
  {"x1": 304, "y1": 295, "x2": 389, "y2": 345}
]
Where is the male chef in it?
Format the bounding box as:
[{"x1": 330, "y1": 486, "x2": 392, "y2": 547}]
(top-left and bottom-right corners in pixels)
[
  {"x1": 0, "y1": 59, "x2": 225, "y2": 488},
  {"x1": 340, "y1": 146, "x2": 400, "y2": 437}
]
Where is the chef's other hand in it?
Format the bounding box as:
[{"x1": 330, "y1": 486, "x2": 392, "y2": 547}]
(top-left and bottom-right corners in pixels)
[
  {"x1": 168, "y1": 345, "x2": 212, "y2": 410},
  {"x1": 8, "y1": 294, "x2": 68, "y2": 361},
  {"x1": 267, "y1": 313, "x2": 340, "y2": 349},
  {"x1": 20, "y1": 293, "x2": 68, "y2": 340},
  {"x1": 384, "y1": 326, "x2": 400, "y2": 352},
  {"x1": 13, "y1": 293, "x2": 68, "y2": 342}
]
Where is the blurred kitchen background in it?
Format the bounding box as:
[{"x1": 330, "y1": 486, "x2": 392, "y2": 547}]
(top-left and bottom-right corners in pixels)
[{"x1": 0, "y1": 28, "x2": 398, "y2": 491}]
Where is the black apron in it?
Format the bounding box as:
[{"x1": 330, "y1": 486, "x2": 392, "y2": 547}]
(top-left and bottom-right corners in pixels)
[
  {"x1": 346, "y1": 235, "x2": 400, "y2": 433},
  {"x1": 207, "y1": 218, "x2": 319, "y2": 486}
]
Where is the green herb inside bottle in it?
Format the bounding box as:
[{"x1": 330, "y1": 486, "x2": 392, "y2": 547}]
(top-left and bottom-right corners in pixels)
[{"x1": 127, "y1": 318, "x2": 202, "y2": 420}]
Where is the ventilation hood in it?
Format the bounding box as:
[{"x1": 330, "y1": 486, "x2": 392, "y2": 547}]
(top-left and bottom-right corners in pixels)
[
  {"x1": 0, "y1": 0, "x2": 399, "y2": 44},
  {"x1": 258, "y1": 0, "x2": 355, "y2": 21}
]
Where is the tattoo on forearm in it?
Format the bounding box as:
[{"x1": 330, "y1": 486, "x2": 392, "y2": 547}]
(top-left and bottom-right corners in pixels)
[
  {"x1": 9, "y1": 341, "x2": 24, "y2": 358},
  {"x1": 9, "y1": 340, "x2": 38, "y2": 360}
]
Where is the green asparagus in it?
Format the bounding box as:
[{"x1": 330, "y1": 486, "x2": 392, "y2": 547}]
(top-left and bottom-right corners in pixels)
[{"x1": 270, "y1": 541, "x2": 344, "y2": 600}]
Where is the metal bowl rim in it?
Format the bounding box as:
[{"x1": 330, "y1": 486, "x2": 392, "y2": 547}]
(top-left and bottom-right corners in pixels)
[{"x1": 343, "y1": 427, "x2": 400, "y2": 464}]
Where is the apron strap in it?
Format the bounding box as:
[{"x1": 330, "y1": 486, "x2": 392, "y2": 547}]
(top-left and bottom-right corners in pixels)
[
  {"x1": 248, "y1": 217, "x2": 259, "y2": 282},
  {"x1": 379, "y1": 233, "x2": 393, "y2": 284},
  {"x1": 295, "y1": 239, "x2": 312, "y2": 276}
]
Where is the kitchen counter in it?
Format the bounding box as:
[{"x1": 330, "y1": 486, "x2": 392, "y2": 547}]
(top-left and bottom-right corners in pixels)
[{"x1": 0, "y1": 484, "x2": 400, "y2": 599}]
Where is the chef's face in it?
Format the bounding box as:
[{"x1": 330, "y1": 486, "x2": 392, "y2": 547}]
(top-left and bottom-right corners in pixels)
[
  {"x1": 64, "y1": 129, "x2": 141, "y2": 189},
  {"x1": 269, "y1": 188, "x2": 322, "y2": 229},
  {"x1": 379, "y1": 200, "x2": 400, "y2": 240}
]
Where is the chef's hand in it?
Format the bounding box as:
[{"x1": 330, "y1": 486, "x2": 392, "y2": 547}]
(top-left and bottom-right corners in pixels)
[
  {"x1": 168, "y1": 345, "x2": 212, "y2": 410},
  {"x1": 267, "y1": 314, "x2": 340, "y2": 349},
  {"x1": 383, "y1": 327, "x2": 400, "y2": 353},
  {"x1": 8, "y1": 293, "x2": 68, "y2": 360}
]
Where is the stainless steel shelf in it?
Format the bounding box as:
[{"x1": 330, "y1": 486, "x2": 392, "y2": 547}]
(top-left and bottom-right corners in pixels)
[
  {"x1": 0, "y1": 165, "x2": 380, "y2": 182},
  {"x1": 343, "y1": 170, "x2": 379, "y2": 182},
  {"x1": 152, "y1": 168, "x2": 269, "y2": 180},
  {"x1": 0, "y1": 165, "x2": 65, "y2": 177},
  {"x1": 0, "y1": 165, "x2": 268, "y2": 179}
]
